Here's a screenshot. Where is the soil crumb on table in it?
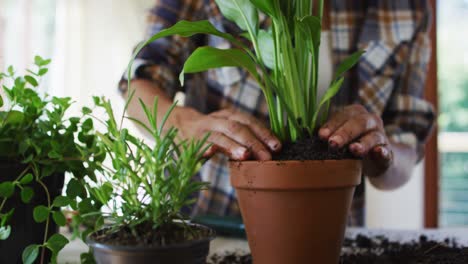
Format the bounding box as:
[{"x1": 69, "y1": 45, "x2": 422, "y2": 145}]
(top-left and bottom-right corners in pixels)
[{"x1": 208, "y1": 235, "x2": 468, "y2": 264}]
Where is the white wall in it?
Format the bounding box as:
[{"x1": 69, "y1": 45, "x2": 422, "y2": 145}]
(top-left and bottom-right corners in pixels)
[
  {"x1": 51, "y1": 0, "x2": 154, "y2": 115},
  {"x1": 366, "y1": 161, "x2": 425, "y2": 229}
]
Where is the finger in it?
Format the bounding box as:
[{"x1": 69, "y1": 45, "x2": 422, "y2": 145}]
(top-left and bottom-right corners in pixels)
[
  {"x1": 319, "y1": 105, "x2": 367, "y2": 140},
  {"x1": 349, "y1": 131, "x2": 387, "y2": 157},
  {"x1": 319, "y1": 111, "x2": 351, "y2": 140},
  {"x1": 212, "y1": 119, "x2": 272, "y2": 161},
  {"x1": 370, "y1": 145, "x2": 393, "y2": 163},
  {"x1": 208, "y1": 132, "x2": 251, "y2": 161},
  {"x1": 202, "y1": 144, "x2": 217, "y2": 158},
  {"x1": 329, "y1": 113, "x2": 382, "y2": 148},
  {"x1": 363, "y1": 145, "x2": 393, "y2": 177},
  {"x1": 213, "y1": 110, "x2": 281, "y2": 152}
]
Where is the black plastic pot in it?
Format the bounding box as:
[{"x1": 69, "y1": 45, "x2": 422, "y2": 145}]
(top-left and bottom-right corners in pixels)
[
  {"x1": 0, "y1": 161, "x2": 64, "y2": 264},
  {"x1": 87, "y1": 224, "x2": 215, "y2": 264}
]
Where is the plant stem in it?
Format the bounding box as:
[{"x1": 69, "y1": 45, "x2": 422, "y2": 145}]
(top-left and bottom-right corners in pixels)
[
  {"x1": 0, "y1": 164, "x2": 32, "y2": 213},
  {"x1": 36, "y1": 176, "x2": 51, "y2": 264}
]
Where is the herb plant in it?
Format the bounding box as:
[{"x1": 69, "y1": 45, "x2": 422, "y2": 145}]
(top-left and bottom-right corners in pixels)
[
  {"x1": 128, "y1": 0, "x2": 363, "y2": 142},
  {"x1": 84, "y1": 96, "x2": 210, "y2": 244},
  {"x1": 0, "y1": 57, "x2": 105, "y2": 264}
]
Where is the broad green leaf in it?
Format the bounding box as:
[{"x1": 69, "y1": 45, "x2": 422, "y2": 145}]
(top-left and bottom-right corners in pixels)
[
  {"x1": 0, "y1": 182, "x2": 15, "y2": 198},
  {"x1": 126, "y1": 20, "x2": 243, "y2": 102},
  {"x1": 7, "y1": 65, "x2": 14, "y2": 76},
  {"x1": 82, "y1": 118, "x2": 93, "y2": 131},
  {"x1": 24, "y1": 75, "x2": 39, "y2": 87},
  {"x1": 22, "y1": 244, "x2": 39, "y2": 264},
  {"x1": 311, "y1": 77, "x2": 345, "y2": 128},
  {"x1": 297, "y1": 15, "x2": 321, "y2": 52},
  {"x1": 20, "y1": 173, "x2": 34, "y2": 185},
  {"x1": 92, "y1": 96, "x2": 101, "y2": 105},
  {"x1": 53, "y1": 196, "x2": 71, "y2": 207},
  {"x1": 180, "y1": 47, "x2": 259, "y2": 85},
  {"x1": 66, "y1": 178, "x2": 86, "y2": 198},
  {"x1": 52, "y1": 211, "x2": 67, "y2": 226},
  {"x1": 33, "y1": 205, "x2": 50, "y2": 223},
  {"x1": 80, "y1": 252, "x2": 96, "y2": 264},
  {"x1": 215, "y1": 0, "x2": 258, "y2": 32},
  {"x1": 0, "y1": 225, "x2": 11, "y2": 240},
  {"x1": 34, "y1": 55, "x2": 51, "y2": 66},
  {"x1": 127, "y1": 20, "x2": 242, "y2": 86},
  {"x1": 1, "y1": 208, "x2": 14, "y2": 226},
  {"x1": 78, "y1": 198, "x2": 94, "y2": 213},
  {"x1": 0, "y1": 95, "x2": 3, "y2": 108},
  {"x1": 82, "y1": 107, "x2": 92, "y2": 115},
  {"x1": 333, "y1": 50, "x2": 365, "y2": 80},
  {"x1": 5, "y1": 110, "x2": 24, "y2": 125},
  {"x1": 46, "y1": 233, "x2": 69, "y2": 252},
  {"x1": 257, "y1": 30, "x2": 275, "y2": 69},
  {"x1": 250, "y1": 0, "x2": 276, "y2": 17},
  {"x1": 21, "y1": 187, "x2": 34, "y2": 203},
  {"x1": 38, "y1": 68, "x2": 48, "y2": 76}
]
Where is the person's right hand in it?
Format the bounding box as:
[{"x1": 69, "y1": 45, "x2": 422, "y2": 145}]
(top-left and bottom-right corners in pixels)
[{"x1": 172, "y1": 107, "x2": 281, "y2": 161}]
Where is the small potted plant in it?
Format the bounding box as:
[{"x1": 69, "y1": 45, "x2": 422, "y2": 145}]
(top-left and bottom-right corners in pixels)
[
  {"x1": 127, "y1": 0, "x2": 364, "y2": 263},
  {"x1": 0, "y1": 57, "x2": 105, "y2": 264},
  {"x1": 84, "y1": 96, "x2": 215, "y2": 264}
]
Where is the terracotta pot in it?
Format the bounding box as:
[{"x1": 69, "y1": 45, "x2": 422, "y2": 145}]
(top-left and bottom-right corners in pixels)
[
  {"x1": 87, "y1": 223, "x2": 215, "y2": 264},
  {"x1": 230, "y1": 160, "x2": 362, "y2": 264}
]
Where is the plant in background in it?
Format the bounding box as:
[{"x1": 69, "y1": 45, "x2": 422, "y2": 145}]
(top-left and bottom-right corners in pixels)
[
  {"x1": 0, "y1": 57, "x2": 106, "y2": 264},
  {"x1": 83, "y1": 96, "x2": 210, "y2": 247},
  {"x1": 128, "y1": 0, "x2": 363, "y2": 142}
]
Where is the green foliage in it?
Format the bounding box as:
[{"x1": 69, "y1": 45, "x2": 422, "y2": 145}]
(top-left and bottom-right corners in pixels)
[
  {"x1": 0, "y1": 225, "x2": 11, "y2": 240},
  {"x1": 0, "y1": 57, "x2": 106, "y2": 263},
  {"x1": 33, "y1": 205, "x2": 50, "y2": 223},
  {"x1": 180, "y1": 47, "x2": 260, "y2": 85},
  {"x1": 22, "y1": 244, "x2": 40, "y2": 264},
  {"x1": 0, "y1": 182, "x2": 15, "y2": 198},
  {"x1": 21, "y1": 187, "x2": 34, "y2": 203},
  {"x1": 81, "y1": 96, "x2": 210, "y2": 238},
  {"x1": 133, "y1": 0, "x2": 363, "y2": 142}
]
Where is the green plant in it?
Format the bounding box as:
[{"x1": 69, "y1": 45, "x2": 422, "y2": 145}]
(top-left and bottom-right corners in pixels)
[
  {"x1": 0, "y1": 57, "x2": 106, "y2": 264},
  {"x1": 128, "y1": 0, "x2": 363, "y2": 142},
  {"x1": 81, "y1": 96, "x2": 209, "y2": 243}
]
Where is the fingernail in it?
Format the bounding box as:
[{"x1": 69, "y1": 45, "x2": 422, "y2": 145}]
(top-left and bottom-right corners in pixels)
[
  {"x1": 380, "y1": 147, "x2": 389, "y2": 157},
  {"x1": 319, "y1": 128, "x2": 331, "y2": 138},
  {"x1": 329, "y1": 135, "x2": 343, "y2": 148},
  {"x1": 258, "y1": 150, "x2": 271, "y2": 161},
  {"x1": 351, "y1": 143, "x2": 364, "y2": 155},
  {"x1": 234, "y1": 148, "x2": 248, "y2": 160},
  {"x1": 268, "y1": 140, "x2": 281, "y2": 151}
]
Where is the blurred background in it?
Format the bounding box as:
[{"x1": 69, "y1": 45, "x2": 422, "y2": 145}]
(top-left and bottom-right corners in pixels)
[{"x1": 0, "y1": 0, "x2": 467, "y2": 230}]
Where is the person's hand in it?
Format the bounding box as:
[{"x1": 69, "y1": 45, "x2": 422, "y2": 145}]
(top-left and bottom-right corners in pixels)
[
  {"x1": 318, "y1": 104, "x2": 394, "y2": 177},
  {"x1": 173, "y1": 107, "x2": 281, "y2": 161}
]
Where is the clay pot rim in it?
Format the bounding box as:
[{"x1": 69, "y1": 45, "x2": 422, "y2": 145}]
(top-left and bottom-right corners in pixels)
[
  {"x1": 86, "y1": 223, "x2": 215, "y2": 252},
  {"x1": 230, "y1": 159, "x2": 362, "y2": 190}
]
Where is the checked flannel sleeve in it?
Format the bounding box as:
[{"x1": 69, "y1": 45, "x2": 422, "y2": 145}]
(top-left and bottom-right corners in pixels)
[
  {"x1": 118, "y1": 0, "x2": 207, "y2": 100},
  {"x1": 356, "y1": 0, "x2": 435, "y2": 160}
]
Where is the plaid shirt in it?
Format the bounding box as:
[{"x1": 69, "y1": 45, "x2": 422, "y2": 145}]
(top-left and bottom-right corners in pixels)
[{"x1": 120, "y1": 0, "x2": 434, "y2": 226}]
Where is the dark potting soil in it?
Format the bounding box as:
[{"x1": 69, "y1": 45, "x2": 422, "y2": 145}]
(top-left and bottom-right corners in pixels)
[
  {"x1": 273, "y1": 135, "x2": 357, "y2": 161},
  {"x1": 90, "y1": 222, "x2": 213, "y2": 247},
  {"x1": 207, "y1": 235, "x2": 468, "y2": 264},
  {"x1": 340, "y1": 234, "x2": 468, "y2": 264}
]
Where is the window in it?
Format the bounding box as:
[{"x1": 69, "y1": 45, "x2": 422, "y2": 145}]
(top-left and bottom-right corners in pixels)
[{"x1": 437, "y1": 0, "x2": 468, "y2": 226}]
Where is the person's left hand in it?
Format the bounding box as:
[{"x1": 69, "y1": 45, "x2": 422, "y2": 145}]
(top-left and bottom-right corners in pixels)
[{"x1": 318, "y1": 104, "x2": 394, "y2": 177}]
